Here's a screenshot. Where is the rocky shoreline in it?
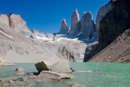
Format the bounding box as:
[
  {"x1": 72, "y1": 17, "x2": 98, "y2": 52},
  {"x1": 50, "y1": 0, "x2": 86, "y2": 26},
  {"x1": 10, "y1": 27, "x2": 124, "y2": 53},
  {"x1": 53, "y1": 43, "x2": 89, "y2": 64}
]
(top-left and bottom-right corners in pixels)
[{"x1": 0, "y1": 60, "x2": 86, "y2": 87}]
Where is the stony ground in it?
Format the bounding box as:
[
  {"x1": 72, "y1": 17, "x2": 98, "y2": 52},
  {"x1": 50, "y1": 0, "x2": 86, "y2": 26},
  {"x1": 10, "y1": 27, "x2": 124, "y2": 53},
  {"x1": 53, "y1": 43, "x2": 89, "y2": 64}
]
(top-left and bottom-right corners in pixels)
[{"x1": 88, "y1": 29, "x2": 130, "y2": 63}]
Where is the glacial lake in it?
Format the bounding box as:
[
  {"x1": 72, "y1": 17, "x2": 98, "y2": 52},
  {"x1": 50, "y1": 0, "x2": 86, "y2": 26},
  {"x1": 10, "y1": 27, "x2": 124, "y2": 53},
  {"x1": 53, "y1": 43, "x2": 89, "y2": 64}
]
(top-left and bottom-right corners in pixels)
[{"x1": 0, "y1": 63, "x2": 130, "y2": 87}]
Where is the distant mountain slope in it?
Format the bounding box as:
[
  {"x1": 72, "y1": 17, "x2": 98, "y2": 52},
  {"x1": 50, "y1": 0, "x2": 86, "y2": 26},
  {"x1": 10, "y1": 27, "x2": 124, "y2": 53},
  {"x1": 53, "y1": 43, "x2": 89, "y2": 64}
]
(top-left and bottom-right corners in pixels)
[
  {"x1": 87, "y1": 0, "x2": 130, "y2": 63},
  {"x1": 0, "y1": 13, "x2": 89, "y2": 62},
  {"x1": 88, "y1": 29, "x2": 130, "y2": 63}
]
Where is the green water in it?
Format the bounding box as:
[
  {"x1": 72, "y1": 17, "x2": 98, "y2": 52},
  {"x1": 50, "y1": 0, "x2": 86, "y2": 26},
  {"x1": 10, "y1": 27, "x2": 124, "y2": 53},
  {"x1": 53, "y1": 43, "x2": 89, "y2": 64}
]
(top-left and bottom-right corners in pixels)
[{"x1": 0, "y1": 63, "x2": 130, "y2": 87}]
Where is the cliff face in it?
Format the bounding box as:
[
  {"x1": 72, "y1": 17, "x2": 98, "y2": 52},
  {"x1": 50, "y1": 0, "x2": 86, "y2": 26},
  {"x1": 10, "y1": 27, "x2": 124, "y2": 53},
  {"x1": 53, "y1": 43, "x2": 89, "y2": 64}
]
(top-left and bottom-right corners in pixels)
[
  {"x1": 95, "y1": 3, "x2": 112, "y2": 40},
  {"x1": 86, "y1": 0, "x2": 130, "y2": 63},
  {"x1": 98, "y1": 0, "x2": 130, "y2": 50}
]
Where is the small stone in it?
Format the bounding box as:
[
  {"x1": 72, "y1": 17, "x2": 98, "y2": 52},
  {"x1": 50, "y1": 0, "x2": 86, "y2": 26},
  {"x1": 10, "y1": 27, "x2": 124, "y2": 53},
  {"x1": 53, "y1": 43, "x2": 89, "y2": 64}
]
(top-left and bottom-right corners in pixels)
[
  {"x1": 15, "y1": 67, "x2": 24, "y2": 72},
  {"x1": 8, "y1": 80, "x2": 14, "y2": 84},
  {"x1": 28, "y1": 73, "x2": 34, "y2": 76}
]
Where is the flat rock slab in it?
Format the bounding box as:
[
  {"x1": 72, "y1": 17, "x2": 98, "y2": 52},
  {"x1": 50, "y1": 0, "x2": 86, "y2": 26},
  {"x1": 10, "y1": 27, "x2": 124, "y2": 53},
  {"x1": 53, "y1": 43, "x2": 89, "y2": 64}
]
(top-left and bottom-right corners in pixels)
[{"x1": 38, "y1": 71, "x2": 74, "y2": 80}]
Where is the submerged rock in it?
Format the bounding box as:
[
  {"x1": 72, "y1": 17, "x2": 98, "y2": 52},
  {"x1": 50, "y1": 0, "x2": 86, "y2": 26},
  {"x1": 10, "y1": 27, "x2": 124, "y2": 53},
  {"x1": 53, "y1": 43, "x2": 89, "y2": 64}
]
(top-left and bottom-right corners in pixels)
[
  {"x1": 72, "y1": 83, "x2": 81, "y2": 87},
  {"x1": 72, "y1": 82, "x2": 85, "y2": 87}
]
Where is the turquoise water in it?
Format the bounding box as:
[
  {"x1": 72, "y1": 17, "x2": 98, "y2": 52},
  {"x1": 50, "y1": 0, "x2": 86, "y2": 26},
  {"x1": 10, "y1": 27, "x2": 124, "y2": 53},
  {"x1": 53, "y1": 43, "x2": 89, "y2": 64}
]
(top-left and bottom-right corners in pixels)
[{"x1": 0, "y1": 63, "x2": 130, "y2": 87}]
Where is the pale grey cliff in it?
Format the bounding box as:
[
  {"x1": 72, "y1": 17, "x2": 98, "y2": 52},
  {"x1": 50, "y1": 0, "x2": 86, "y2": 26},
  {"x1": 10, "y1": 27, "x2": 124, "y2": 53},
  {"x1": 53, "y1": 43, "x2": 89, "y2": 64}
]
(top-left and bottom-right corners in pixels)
[
  {"x1": 78, "y1": 12, "x2": 95, "y2": 40},
  {"x1": 59, "y1": 19, "x2": 70, "y2": 34}
]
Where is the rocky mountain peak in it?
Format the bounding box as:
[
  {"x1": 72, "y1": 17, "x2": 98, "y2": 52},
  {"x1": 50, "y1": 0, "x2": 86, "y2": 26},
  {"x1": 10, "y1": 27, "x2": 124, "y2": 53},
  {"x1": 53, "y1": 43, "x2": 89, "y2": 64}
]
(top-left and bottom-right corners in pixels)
[
  {"x1": 71, "y1": 9, "x2": 80, "y2": 28},
  {"x1": 78, "y1": 11, "x2": 95, "y2": 39},
  {"x1": 7, "y1": 13, "x2": 32, "y2": 37},
  {"x1": 61, "y1": 19, "x2": 67, "y2": 25},
  {"x1": 68, "y1": 9, "x2": 80, "y2": 38},
  {"x1": 59, "y1": 19, "x2": 70, "y2": 34},
  {"x1": 0, "y1": 13, "x2": 9, "y2": 26},
  {"x1": 8, "y1": 13, "x2": 29, "y2": 31}
]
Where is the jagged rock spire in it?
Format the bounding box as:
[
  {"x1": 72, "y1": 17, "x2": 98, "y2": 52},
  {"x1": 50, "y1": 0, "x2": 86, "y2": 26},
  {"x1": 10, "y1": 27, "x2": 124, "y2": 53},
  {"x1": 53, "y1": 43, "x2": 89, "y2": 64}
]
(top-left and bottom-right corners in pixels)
[
  {"x1": 68, "y1": 9, "x2": 80, "y2": 38},
  {"x1": 78, "y1": 11, "x2": 95, "y2": 39},
  {"x1": 59, "y1": 19, "x2": 70, "y2": 34}
]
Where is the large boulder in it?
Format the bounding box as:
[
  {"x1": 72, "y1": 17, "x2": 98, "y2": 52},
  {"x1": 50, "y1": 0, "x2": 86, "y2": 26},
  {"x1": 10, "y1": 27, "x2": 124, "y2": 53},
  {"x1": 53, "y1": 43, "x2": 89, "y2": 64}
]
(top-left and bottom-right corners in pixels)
[
  {"x1": 59, "y1": 19, "x2": 70, "y2": 34},
  {"x1": 78, "y1": 12, "x2": 95, "y2": 40},
  {"x1": 68, "y1": 9, "x2": 80, "y2": 38},
  {"x1": 35, "y1": 60, "x2": 72, "y2": 73},
  {"x1": 51, "y1": 60, "x2": 72, "y2": 73},
  {"x1": 35, "y1": 61, "x2": 49, "y2": 72}
]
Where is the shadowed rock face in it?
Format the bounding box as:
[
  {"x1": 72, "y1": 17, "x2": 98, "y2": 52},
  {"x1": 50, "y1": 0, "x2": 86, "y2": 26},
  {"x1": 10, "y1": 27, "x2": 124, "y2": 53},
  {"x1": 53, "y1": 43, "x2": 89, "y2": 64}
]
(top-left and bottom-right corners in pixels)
[
  {"x1": 98, "y1": 0, "x2": 130, "y2": 50},
  {"x1": 78, "y1": 12, "x2": 95, "y2": 39},
  {"x1": 95, "y1": 3, "x2": 112, "y2": 40},
  {"x1": 59, "y1": 19, "x2": 70, "y2": 34},
  {"x1": 68, "y1": 9, "x2": 80, "y2": 38},
  {"x1": 86, "y1": 0, "x2": 130, "y2": 63}
]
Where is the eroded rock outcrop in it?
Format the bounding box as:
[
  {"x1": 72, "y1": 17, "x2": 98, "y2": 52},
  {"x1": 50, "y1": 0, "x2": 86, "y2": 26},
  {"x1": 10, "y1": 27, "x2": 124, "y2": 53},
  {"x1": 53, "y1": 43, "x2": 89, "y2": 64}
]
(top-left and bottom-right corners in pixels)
[
  {"x1": 59, "y1": 19, "x2": 70, "y2": 34},
  {"x1": 68, "y1": 9, "x2": 80, "y2": 38},
  {"x1": 0, "y1": 14, "x2": 9, "y2": 26},
  {"x1": 78, "y1": 12, "x2": 95, "y2": 39},
  {"x1": 8, "y1": 13, "x2": 32, "y2": 37}
]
